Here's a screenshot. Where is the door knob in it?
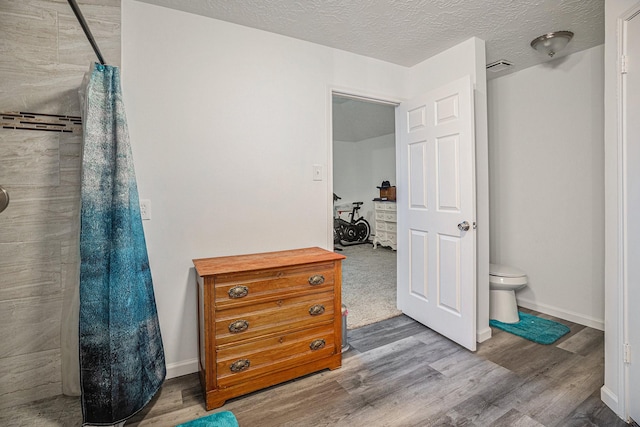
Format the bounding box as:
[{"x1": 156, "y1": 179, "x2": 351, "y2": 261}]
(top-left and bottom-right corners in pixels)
[{"x1": 458, "y1": 221, "x2": 470, "y2": 231}]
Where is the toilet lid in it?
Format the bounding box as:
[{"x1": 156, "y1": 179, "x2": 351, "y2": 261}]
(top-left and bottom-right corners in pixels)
[{"x1": 489, "y1": 263, "x2": 526, "y2": 278}]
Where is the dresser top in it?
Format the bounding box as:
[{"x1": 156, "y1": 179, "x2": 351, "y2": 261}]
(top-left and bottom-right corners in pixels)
[{"x1": 193, "y1": 247, "x2": 346, "y2": 276}]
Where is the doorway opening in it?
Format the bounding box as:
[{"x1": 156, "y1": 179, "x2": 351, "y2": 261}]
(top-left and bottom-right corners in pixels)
[{"x1": 331, "y1": 92, "x2": 400, "y2": 330}]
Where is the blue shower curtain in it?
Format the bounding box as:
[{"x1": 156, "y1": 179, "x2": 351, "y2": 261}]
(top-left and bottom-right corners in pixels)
[{"x1": 79, "y1": 63, "x2": 165, "y2": 425}]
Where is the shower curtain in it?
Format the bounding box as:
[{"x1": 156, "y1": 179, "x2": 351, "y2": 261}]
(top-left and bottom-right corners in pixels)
[{"x1": 78, "y1": 63, "x2": 165, "y2": 425}]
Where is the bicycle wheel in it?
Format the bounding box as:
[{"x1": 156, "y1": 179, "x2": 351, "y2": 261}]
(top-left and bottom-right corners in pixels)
[
  {"x1": 354, "y1": 219, "x2": 370, "y2": 243},
  {"x1": 334, "y1": 219, "x2": 344, "y2": 244},
  {"x1": 344, "y1": 224, "x2": 358, "y2": 242}
]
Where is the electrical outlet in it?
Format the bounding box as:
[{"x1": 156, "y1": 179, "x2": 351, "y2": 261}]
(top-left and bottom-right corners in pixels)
[{"x1": 140, "y1": 199, "x2": 151, "y2": 220}]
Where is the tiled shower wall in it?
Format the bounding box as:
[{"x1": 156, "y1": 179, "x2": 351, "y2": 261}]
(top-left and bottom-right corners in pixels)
[{"x1": 0, "y1": 0, "x2": 120, "y2": 408}]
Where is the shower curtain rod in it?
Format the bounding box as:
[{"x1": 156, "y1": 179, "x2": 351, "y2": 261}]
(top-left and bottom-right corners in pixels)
[{"x1": 67, "y1": 0, "x2": 106, "y2": 65}]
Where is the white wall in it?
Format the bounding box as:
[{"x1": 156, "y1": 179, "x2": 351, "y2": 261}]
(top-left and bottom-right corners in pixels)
[
  {"x1": 488, "y1": 45, "x2": 605, "y2": 329},
  {"x1": 333, "y1": 140, "x2": 360, "y2": 206},
  {"x1": 333, "y1": 133, "x2": 396, "y2": 226},
  {"x1": 122, "y1": 0, "x2": 487, "y2": 376},
  {"x1": 121, "y1": 0, "x2": 407, "y2": 374}
]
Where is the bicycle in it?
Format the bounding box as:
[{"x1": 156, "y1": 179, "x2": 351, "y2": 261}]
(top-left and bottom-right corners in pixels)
[{"x1": 333, "y1": 194, "x2": 371, "y2": 246}]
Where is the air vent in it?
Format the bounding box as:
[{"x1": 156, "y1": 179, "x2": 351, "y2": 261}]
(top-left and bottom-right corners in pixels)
[{"x1": 486, "y1": 60, "x2": 513, "y2": 73}]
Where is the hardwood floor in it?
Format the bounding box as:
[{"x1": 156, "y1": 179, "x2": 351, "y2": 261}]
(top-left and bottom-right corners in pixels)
[{"x1": 1, "y1": 310, "x2": 627, "y2": 426}]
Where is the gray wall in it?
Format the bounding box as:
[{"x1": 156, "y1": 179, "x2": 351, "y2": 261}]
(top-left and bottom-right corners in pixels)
[
  {"x1": 333, "y1": 133, "x2": 396, "y2": 227},
  {"x1": 488, "y1": 45, "x2": 605, "y2": 329},
  {"x1": 0, "y1": 0, "x2": 120, "y2": 408}
]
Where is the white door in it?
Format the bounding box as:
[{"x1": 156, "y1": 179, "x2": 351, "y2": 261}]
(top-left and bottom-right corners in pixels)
[
  {"x1": 396, "y1": 75, "x2": 476, "y2": 351},
  {"x1": 624, "y1": 6, "x2": 640, "y2": 423}
]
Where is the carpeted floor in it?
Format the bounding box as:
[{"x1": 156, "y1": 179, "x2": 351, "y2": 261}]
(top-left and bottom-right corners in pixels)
[{"x1": 338, "y1": 243, "x2": 402, "y2": 329}]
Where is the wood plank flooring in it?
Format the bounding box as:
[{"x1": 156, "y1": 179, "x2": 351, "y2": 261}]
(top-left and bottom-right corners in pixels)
[{"x1": 1, "y1": 309, "x2": 627, "y2": 426}]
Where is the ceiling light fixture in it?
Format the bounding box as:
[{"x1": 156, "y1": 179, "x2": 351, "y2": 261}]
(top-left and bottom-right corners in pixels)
[{"x1": 530, "y1": 31, "x2": 574, "y2": 57}]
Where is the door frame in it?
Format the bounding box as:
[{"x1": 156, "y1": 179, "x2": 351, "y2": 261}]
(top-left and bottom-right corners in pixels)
[
  {"x1": 618, "y1": 2, "x2": 640, "y2": 422},
  {"x1": 326, "y1": 86, "x2": 402, "y2": 249},
  {"x1": 327, "y1": 79, "x2": 490, "y2": 346}
]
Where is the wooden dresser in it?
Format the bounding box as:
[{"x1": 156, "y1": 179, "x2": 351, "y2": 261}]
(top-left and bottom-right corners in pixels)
[
  {"x1": 193, "y1": 247, "x2": 346, "y2": 410},
  {"x1": 372, "y1": 201, "x2": 397, "y2": 250}
]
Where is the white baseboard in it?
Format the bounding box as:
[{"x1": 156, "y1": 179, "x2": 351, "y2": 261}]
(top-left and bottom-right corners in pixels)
[
  {"x1": 166, "y1": 358, "x2": 199, "y2": 379},
  {"x1": 476, "y1": 327, "x2": 492, "y2": 343},
  {"x1": 516, "y1": 298, "x2": 604, "y2": 331},
  {"x1": 600, "y1": 385, "x2": 623, "y2": 419}
]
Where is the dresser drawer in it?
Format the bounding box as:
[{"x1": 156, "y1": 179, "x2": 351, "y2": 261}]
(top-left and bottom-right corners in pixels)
[
  {"x1": 384, "y1": 203, "x2": 397, "y2": 211},
  {"x1": 214, "y1": 262, "x2": 335, "y2": 307},
  {"x1": 386, "y1": 223, "x2": 397, "y2": 232},
  {"x1": 375, "y1": 221, "x2": 387, "y2": 231},
  {"x1": 216, "y1": 325, "x2": 336, "y2": 388},
  {"x1": 375, "y1": 211, "x2": 386, "y2": 221},
  {"x1": 215, "y1": 292, "x2": 334, "y2": 345},
  {"x1": 384, "y1": 212, "x2": 397, "y2": 222}
]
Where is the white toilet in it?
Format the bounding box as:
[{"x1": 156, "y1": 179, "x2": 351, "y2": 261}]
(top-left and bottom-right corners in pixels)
[{"x1": 489, "y1": 263, "x2": 528, "y2": 323}]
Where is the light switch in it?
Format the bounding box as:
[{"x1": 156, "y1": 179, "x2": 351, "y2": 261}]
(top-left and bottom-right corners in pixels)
[{"x1": 313, "y1": 165, "x2": 323, "y2": 181}]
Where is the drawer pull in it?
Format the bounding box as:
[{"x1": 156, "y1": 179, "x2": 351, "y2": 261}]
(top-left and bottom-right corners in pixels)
[
  {"x1": 308, "y1": 304, "x2": 325, "y2": 316},
  {"x1": 230, "y1": 359, "x2": 250, "y2": 373},
  {"x1": 309, "y1": 339, "x2": 326, "y2": 351},
  {"x1": 228, "y1": 320, "x2": 249, "y2": 334},
  {"x1": 228, "y1": 285, "x2": 249, "y2": 299},
  {"x1": 308, "y1": 275, "x2": 325, "y2": 286}
]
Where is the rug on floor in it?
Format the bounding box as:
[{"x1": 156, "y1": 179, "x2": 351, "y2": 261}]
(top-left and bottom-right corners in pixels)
[
  {"x1": 176, "y1": 411, "x2": 238, "y2": 427},
  {"x1": 339, "y1": 243, "x2": 402, "y2": 329},
  {"x1": 489, "y1": 311, "x2": 570, "y2": 345}
]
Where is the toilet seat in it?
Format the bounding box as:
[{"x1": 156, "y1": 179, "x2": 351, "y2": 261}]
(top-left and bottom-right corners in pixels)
[
  {"x1": 490, "y1": 263, "x2": 525, "y2": 278},
  {"x1": 489, "y1": 263, "x2": 527, "y2": 288}
]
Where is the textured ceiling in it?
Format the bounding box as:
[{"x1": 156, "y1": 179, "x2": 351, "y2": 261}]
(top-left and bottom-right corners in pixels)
[
  {"x1": 136, "y1": 0, "x2": 604, "y2": 78},
  {"x1": 135, "y1": 0, "x2": 604, "y2": 141}
]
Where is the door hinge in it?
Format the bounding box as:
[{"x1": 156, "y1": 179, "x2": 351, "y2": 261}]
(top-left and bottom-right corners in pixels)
[
  {"x1": 624, "y1": 343, "x2": 631, "y2": 364},
  {"x1": 621, "y1": 55, "x2": 628, "y2": 74}
]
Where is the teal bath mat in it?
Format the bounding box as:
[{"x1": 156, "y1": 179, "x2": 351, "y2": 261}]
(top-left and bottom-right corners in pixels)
[
  {"x1": 490, "y1": 312, "x2": 570, "y2": 345},
  {"x1": 176, "y1": 411, "x2": 238, "y2": 427}
]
